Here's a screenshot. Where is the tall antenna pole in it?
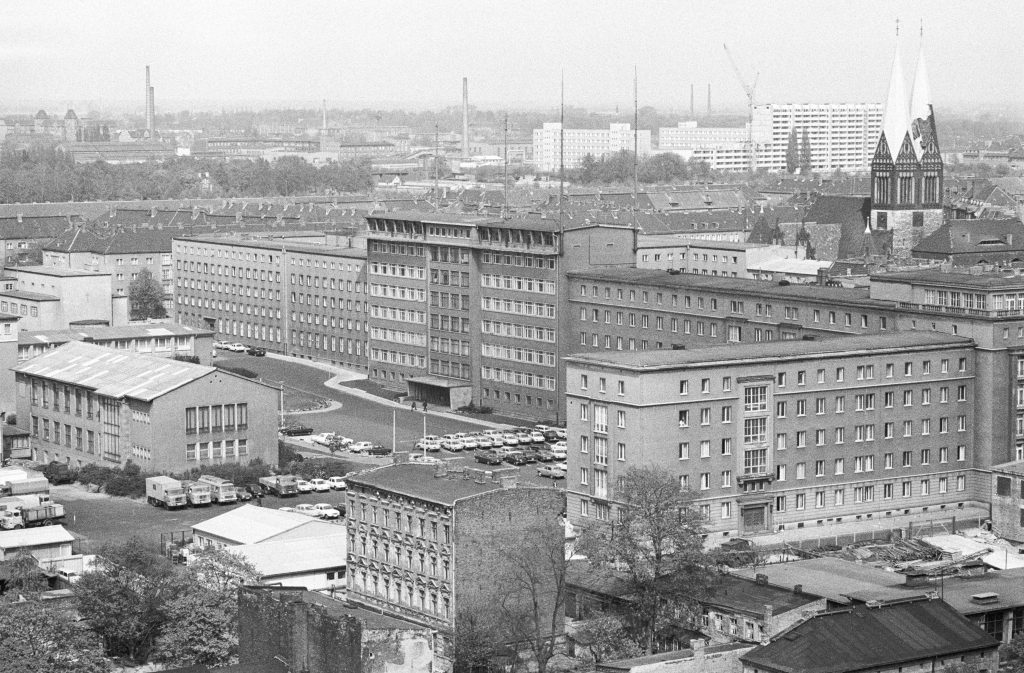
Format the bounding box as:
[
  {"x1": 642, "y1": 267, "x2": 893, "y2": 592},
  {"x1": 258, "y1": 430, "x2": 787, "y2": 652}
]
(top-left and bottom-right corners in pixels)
[
  {"x1": 503, "y1": 112, "x2": 509, "y2": 219},
  {"x1": 433, "y1": 123, "x2": 440, "y2": 211},
  {"x1": 558, "y1": 71, "x2": 564, "y2": 241},
  {"x1": 633, "y1": 66, "x2": 639, "y2": 253}
]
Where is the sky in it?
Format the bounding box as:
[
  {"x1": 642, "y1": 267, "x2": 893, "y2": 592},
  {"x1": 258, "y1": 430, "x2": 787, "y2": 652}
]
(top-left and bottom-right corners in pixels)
[{"x1": 1, "y1": 0, "x2": 1022, "y2": 115}]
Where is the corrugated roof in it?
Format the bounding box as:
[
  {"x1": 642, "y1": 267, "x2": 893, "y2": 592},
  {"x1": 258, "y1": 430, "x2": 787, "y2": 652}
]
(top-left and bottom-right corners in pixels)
[
  {"x1": 0, "y1": 524, "x2": 75, "y2": 549},
  {"x1": 230, "y1": 534, "x2": 347, "y2": 577},
  {"x1": 740, "y1": 598, "x2": 998, "y2": 673},
  {"x1": 565, "y1": 332, "x2": 973, "y2": 372},
  {"x1": 12, "y1": 341, "x2": 215, "y2": 402},
  {"x1": 191, "y1": 504, "x2": 326, "y2": 545}
]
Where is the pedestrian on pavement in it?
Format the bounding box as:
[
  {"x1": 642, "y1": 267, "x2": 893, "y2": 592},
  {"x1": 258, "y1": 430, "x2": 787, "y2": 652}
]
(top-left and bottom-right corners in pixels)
[
  {"x1": 422, "y1": 402, "x2": 428, "y2": 413},
  {"x1": 411, "y1": 401, "x2": 417, "y2": 411},
  {"x1": 256, "y1": 493, "x2": 263, "y2": 507}
]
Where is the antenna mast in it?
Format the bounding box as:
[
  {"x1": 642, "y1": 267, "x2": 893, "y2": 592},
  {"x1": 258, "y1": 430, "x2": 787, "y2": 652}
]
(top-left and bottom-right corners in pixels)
[
  {"x1": 558, "y1": 72, "x2": 565, "y2": 242},
  {"x1": 633, "y1": 67, "x2": 639, "y2": 252},
  {"x1": 503, "y1": 112, "x2": 509, "y2": 219},
  {"x1": 433, "y1": 123, "x2": 439, "y2": 211}
]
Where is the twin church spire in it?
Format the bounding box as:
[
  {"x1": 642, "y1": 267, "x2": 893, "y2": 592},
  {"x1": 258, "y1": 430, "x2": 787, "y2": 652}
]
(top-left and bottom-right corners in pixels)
[{"x1": 879, "y1": 22, "x2": 939, "y2": 163}]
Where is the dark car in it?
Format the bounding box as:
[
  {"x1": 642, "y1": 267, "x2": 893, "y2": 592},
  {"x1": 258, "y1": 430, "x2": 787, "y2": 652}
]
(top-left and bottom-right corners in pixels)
[
  {"x1": 365, "y1": 443, "x2": 392, "y2": 456},
  {"x1": 245, "y1": 483, "x2": 267, "y2": 496},
  {"x1": 333, "y1": 503, "x2": 348, "y2": 518},
  {"x1": 503, "y1": 451, "x2": 529, "y2": 466},
  {"x1": 519, "y1": 448, "x2": 540, "y2": 463},
  {"x1": 533, "y1": 447, "x2": 556, "y2": 462},
  {"x1": 280, "y1": 425, "x2": 313, "y2": 436},
  {"x1": 543, "y1": 430, "x2": 560, "y2": 443},
  {"x1": 475, "y1": 450, "x2": 503, "y2": 466},
  {"x1": 234, "y1": 486, "x2": 253, "y2": 502},
  {"x1": 246, "y1": 345, "x2": 266, "y2": 356}
]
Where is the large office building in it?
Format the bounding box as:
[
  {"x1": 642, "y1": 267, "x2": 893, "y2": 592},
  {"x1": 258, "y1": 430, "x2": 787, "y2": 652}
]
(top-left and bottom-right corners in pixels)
[
  {"x1": 532, "y1": 123, "x2": 652, "y2": 173},
  {"x1": 12, "y1": 341, "x2": 279, "y2": 472},
  {"x1": 172, "y1": 237, "x2": 368, "y2": 371},
  {"x1": 364, "y1": 211, "x2": 634, "y2": 419},
  {"x1": 565, "y1": 332, "x2": 980, "y2": 533}
]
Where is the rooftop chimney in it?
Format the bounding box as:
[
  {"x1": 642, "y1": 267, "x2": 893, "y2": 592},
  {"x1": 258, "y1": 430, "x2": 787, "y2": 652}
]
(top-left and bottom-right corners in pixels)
[{"x1": 462, "y1": 77, "x2": 470, "y2": 159}]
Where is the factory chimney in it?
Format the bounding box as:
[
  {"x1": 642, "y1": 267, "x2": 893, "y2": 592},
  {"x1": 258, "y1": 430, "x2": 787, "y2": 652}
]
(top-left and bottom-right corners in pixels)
[
  {"x1": 462, "y1": 77, "x2": 470, "y2": 159},
  {"x1": 145, "y1": 66, "x2": 155, "y2": 136}
]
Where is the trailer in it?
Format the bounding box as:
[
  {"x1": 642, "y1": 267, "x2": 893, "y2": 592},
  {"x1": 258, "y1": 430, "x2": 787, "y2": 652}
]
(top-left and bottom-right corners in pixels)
[
  {"x1": 181, "y1": 480, "x2": 212, "y2": 506},
  {"x1": 0, "y1": 494, "x2": 52, "y2": 513},
  {"x1": 258, "y1": 474, "x2": 299, "y2": 497},
  {"x1": 0, "y1": 503, "x2": 65, "y2": 529},
  {"x1": 197, "y1": 475, "x2": 238, "y2": 504},
  {"x1": 146, "y1": 476, "x2": 188, "y2": 509}
]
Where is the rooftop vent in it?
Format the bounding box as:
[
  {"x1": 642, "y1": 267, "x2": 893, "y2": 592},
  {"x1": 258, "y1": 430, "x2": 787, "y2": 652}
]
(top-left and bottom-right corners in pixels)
[{"x1": 971, "y1": 592, "x2": 1000, "y2": 605}]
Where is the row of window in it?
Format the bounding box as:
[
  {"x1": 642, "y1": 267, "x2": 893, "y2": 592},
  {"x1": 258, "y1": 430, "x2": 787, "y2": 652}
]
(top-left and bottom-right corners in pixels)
[
  {"x1": 481, "y1": 320, "x2": 556, "y2": 344},
  {"x1": 481, "y1": 274, "x2": 556, "y2": 295},
  {"x1": 370, "y1": 284, "x2": 425, "y2": 302},
  {"x1": 184, "y1": 404, "x2": 248, "y2": 434},
  {"x1": 370, "y1": 349, "x2": 426, "y2": 368},
  {"x1": 481, "y1": 366, "x2": 556, "y2": 391},
  {"x1": 481, "y1": 252, "x2": 557, "y2": 268},
  {"x1": 481, "y1": 297, "x2": 556, "y2": 319},
  {"x1": 185, "y1": 439, "x2": 249, "y2": 461},
  {"x1": 481, "y1": 344, "x2": 556, "y2": 367},
  {"x1": 31, "y1": 417, "x2": 97, "y2": 454}
]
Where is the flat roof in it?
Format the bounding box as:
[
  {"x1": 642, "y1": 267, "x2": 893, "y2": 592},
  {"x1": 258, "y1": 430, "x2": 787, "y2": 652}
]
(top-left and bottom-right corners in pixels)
[
  {"x1": 872, "y1": 268, "x2": 1024, "y2": 289},
  {"x1": 172, "y1": 235, "x2": 366, "y2": 259},
  {"x1": 704, "y1": 574, "x2": 820, "y2": 615},
  {"x1": 192, "y1": 504, "x2": 321, "y2": 545},
  {"x1": 565, "y1": 332, "x2": 974, "y2": 372},
  {"x1": 230, "y1": 534, "x2": 347, "y2": 577},
  {"x1": 636, "y1": 237, "x2": 762, "y2": 251},
  {"x1": 9, "y1": 265, "x2": 108, "y2": 277},
  {"x1": 0, "y1": 290, "x2": 59, "y2": 302},
  {"x1": 568, "y1": 267, "x2": 889, "y2": 308},
  {"x1": 12, "y1": 341, "x2": 218, "y2": 402},
  {"x1": 20, "y1": 323, "x2": 213, "y2": 346},
  {"x1": 0, "y1": 525, "x2": 75, "y2": 548}
]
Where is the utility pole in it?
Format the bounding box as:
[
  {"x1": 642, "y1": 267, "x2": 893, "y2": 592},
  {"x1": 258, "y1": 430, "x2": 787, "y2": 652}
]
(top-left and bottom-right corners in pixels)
[
  {"x1": 503, "y1": 112, "x2": 509, "y2": 219},
  {"x1": 433, "y1": 123, "x2": 440, "y2": 210},
  {"x1": 632, "y1": 66, "x2": 639, "y2": 253}
]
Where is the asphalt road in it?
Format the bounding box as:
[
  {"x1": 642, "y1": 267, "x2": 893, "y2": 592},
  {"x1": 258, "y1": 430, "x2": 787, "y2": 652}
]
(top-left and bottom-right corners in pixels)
[{"x1": 216, "y1": 352, "x2": 499, "y2": 452}]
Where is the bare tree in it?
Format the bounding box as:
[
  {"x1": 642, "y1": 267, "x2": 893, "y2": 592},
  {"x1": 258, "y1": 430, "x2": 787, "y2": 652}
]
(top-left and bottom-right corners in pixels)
[
  {"x1": 578, "y1": 465, "x2": 715, "y2": 654},
  {"x1": 572, "y1": 615, "x2": 643, "y2": 665}
]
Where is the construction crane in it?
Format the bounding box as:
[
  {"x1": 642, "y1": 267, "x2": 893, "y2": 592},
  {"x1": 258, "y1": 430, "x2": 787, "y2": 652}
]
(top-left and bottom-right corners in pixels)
[{"x1": 723, "y1": 43, "x2": 759, "y2": 173}]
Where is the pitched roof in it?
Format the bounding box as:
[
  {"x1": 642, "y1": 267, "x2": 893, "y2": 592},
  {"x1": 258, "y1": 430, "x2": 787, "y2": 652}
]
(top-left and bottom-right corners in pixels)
[
  {"x1": 880, "y1": 36, "x2": 911, "y2": 160},
  {"x1": 740, "y1": 598, "x2": 998, "y2": 673},
  {"x1": 804, "y1": 195, "x2": 871, "y2": 227},
  {"x1": 564, "y1": 332, "x2": 972, "y2": 372},
  {"x1": 229, "y1": 534, "x2": 347, "y2": 577},
  {"x1": 0, "y1": 525, "x2": 75, "y2": 549},
  {"x1": 913, "y1": 218, "x2": 1024, "y2": 256},
  {"x1": 191, "y1": 504, "x2": 325, "y2": 545},
  {"x1": 11, "y1": 341, "x2": 217, "y2": 402},
  {"x1": 20, "y1": 322, "x2": 212, "y2": 347}
]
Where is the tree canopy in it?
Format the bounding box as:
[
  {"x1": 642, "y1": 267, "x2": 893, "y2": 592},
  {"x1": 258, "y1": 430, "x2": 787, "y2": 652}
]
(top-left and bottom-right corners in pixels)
[
  {"x1": 128, "y1": 268, "x2": 167, "y2": 320},
  {"x1": 578, "y1": 465, "x2": 715, "y2": 653}
]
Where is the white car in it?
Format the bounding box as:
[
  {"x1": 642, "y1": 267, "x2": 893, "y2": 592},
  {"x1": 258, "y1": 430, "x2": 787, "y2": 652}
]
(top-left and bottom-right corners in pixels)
[
  {"x1": 484, "y1": 429, "x2": 505, "y2": 439},
  {"x1": 440, "y1": 436, "x2": 464, "y2": 451},
  {"x1": 213, "y1": 340, "x2": 233, "y2": 349},
  {"x1": 278, "y1": 506, "x2": 298, "y2": 513},
  {"x1": 537, "y1": 464, "x2": 566, "y2": 479},
  {"x1": 410, "y1": 454, "x2": 443, "y2": 465},
  {"x1": 312, "y1": 503, "x2": 341, "y2": 519},
  {"x1": 309, "y1": 478, "x2": 331, "y2": 493},
  {"x1": 529, "y1": 431, "x2": 546, "y2": 443},
  {"x1": 350, "y1": 441, "x2": 373, "y2": 453},
  {"x1": 457, "y1": 434, "x2": 479, "y2": 450},
  {"x1": 296, "y1": 479, "x2": 313, "y2": 493},
  {"x1": 474, "y1": 434, "x2": 494, "y2": 449},
  {"x1": 501, "y1": 433, "x2": 519, "y2": 446},
  {"x1": 293, "y1": 503, "x2": 321, "y2": 518},
  {"x1": 222, "y1": 342, "x2": 247, "y2": 352},
  {"x1": 534, "y1": 424, "x2": 551, "y2": 432},
  {"x1": 328, "y1": 476, "x2": 347, "y2": 490},
  {"x1": 416, "y1": 436, "x2": 442, "y2": 452},
  {"x1": 310, "y1": 433, "x2": 336, "y2": 447}
]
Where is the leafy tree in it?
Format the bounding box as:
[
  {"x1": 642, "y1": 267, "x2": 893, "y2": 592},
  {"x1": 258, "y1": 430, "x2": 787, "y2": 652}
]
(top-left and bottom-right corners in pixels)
[
  {"x1": 785, "y1": 127, "x2": 799, "y2": 174},
  {"x1": 451, "y1": 599, "x2": 504, "y2": 673},
  {"x1": 128, "y1": 268, "x2": 167, "y2": 320},
  {"x1": 578, "y1": 466, "x2": 715, "y2": 654},
  {"x1": 495, "y1": 518, "x2": 568, "y2": 673},
  {"x1": 73, "y1": 537, "x2": 184, "y2": 663},
  {"x1": 572, "y1": 615, "x2": 643, "y2": 664},
  {"x1": 800, "y1": 127, "x2": 812, "y2": 174},
  {"x1": 0, "y1": 552, "x2": 49, "y2": 597},
  {"x1": 0, "y1": 598, "x2": 110, "y2": 673},
  {"x1": 1005, "y1": 632, "x2": 1024, "y2": 673},
  {"x1": 154, "y1": 548, "x2": 260, "y2": 668}
]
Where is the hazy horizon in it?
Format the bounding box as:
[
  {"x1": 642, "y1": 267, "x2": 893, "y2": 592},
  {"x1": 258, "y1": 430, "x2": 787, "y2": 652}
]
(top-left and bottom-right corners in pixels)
[{"x1": 2, "y1": 0, "x2": 1023, "y2": 117}]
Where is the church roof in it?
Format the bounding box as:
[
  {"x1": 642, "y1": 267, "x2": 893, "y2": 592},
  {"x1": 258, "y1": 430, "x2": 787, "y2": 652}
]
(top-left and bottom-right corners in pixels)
[
  {"x1": 880, "y1": 36, "x2": 911, "y2": 160},
  {"x1": 909, "y1": 42, "x2": 933, "y2": 159}
]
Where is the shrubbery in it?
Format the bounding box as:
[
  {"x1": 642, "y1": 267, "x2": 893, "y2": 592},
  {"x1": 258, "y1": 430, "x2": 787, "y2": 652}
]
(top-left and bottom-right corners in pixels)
[
  {"x1": 215, "y1": 363, "x2": 258, "y2": 379},
  {"x1": 68, "y1": 459, "x2": 273, "y2": 498},
  {"x1": 457, "y1": 402, "x2": 494, "y2": 414},
  {"x1": 284, "y1": 457, "x2": 361, "y2": 480}
]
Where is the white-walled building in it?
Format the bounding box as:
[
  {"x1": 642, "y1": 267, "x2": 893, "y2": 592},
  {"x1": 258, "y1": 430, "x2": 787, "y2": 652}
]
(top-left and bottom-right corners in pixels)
[{"x1": 533, "y1": 123, "x2": 652, "y2": 172}]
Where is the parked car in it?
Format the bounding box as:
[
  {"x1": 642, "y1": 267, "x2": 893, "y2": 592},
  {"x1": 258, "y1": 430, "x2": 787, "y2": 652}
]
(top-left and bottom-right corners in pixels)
[
  {"x1": 537, "y1": 464, "x2": 566, "y2": 479},
  {"x1": 327, "y1": 476, "x2": 347, "y2": 490},
  {"x1": 366, "y1": 443, "x2": 392, "y2": 456},
  {"x1": 309, "y1": 478, "x2": 332, "y2": 493},
  {"x1": 350, "y1": 441, "x2": 373, "y2": 453},
  {"x1": 213, "y1": 340, "x2": 232, "y2": 349},
  {"x1": 293, "y1": 503, "x2": 321, "y2": 518},
  {"x1": 553, "y1": 428, "x2": 567, "y2": 440},
  {"x1": 223, "y1": 342, "x2": 247, "y2": 352},
  {"x1": 519, "y1": 448, "x2": 541, "y2": 463},
  {"x1": 278, "y1": 506, "x2": 298, "y2": 513},
  {"x1": 332, "y1": 502, "x2": 348, "y2": 518},
  {"x1": 503, "y1": 451, "x2": 529, "y2": 466},
  {"x1": 475, "y1": 450, "x2": 503, "y2": 465},
  {"x1": 501, "y1": 433, "x2": 519, "y2": 446},
  {"x1": 542, "y1": 430, "x2": 560, "y2": 443},
  {"x1": 234, "y1": 486, "x2": 253, "y2": 501},
  {"x1": 473, "y1": 434, "x2": 494, "y2": 449},
  {"x1": 534, "y1": 424, "x2": 551, "y2": 432},
  {"x1": 483, "y1": 429, "x2": 505, "y2": 440},
  {"x1": 296, "y1": 479, "x2": 313, "y2": 494},
  {"x1": 528, "y1": 430, "x2": 546, "y2": 443},
  {"x1": 311, "y1": 433, "x2": 338, "y2": 447},
  {"x1": 410, "y1": 454, "x2": 443, "y2": 465},
  {"x1": 311, "y1": 503, "x2": 341, "y2": 520},
  {"x1": 533, "y1": 447, "x2": 556, "y2": 462},
  {"x1": 245, "y1": 483, "x2": 266, "y2": 497},
  {"x1": 440, "y1": 435, "x2": 464, "y2": 451},
  {"x1": 245, "y1": 345, "x2": 266, "y2": 356},
  {"x1": 456, "y1": 433, "x2": 479, "y2": 450},
  {"x1": 551, "y1": 440, "x2": 567, "y2": 453},
  {"x1": 280, "y1": 425, "x2": 314, "y2": 436},
  {"x1": 514, "y1": 430, "x2": 534, "y2": 444},
  {"x1": 416, "y1": 436, "x2": 442, "y2": 452}
]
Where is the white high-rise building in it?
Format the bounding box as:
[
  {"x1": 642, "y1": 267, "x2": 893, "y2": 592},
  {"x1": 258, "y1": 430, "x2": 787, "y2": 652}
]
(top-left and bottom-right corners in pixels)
[
  {"x1": 532, "y1": 123, "x2": 652, "y2": 173},
  {"x1": 751, "y1": 103, "x2": 883, "y2": 172},
  {"x1": 657, "y1": 104, "x2": 882, "y2": 173}
]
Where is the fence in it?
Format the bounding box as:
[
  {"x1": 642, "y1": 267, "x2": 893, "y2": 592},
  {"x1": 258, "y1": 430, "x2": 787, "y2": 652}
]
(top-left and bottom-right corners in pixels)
[{"x1": 752, "y1": 514, "x2": 986, "y2": 555}]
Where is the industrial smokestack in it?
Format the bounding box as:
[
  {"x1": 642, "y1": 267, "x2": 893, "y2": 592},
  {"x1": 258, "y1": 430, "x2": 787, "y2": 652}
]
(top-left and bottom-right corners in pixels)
[
  {"x1": 690, "y1": 83, "x2": 695, "y2": 118},
  {"x1": 145, "y1": 66, "x2": 155, "y2": 136},
  {"x1": 707, "y1": 82, "x2": 711, "y2": 116},
  {"x1": 462, "y1": 77, "x2": 469, "y2": 159}
]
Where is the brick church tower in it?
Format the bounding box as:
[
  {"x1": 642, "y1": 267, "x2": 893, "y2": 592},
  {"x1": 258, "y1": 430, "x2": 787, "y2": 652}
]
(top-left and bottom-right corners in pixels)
[{"x1": 870, "y1": 27, "x2": 944, "y2": 257}]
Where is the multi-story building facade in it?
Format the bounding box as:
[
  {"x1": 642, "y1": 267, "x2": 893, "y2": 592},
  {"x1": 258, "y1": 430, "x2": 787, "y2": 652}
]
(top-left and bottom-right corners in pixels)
[
  {"x1": 636, "y1": 238, "x2": 805, "y2": 277},
  {"x1": 344, "y1": 461, "x2": 564, "y2": 637},
  {"x1": 533, "y1": 123, "x2": 652, "y2": 173},
  {"x1": 365, "y1": 212, "x2": 634, "y2": 420},
  {"x1": 172, "y1": 237, "x2": 368, "y2": 371},
  {"x1": 751, "y1": 103, "x2": 883, "y2": 173},
  {"x1": 565, "y1": 332, "x2": 981, "y2": 535},
  {"x1": 12, "y1": 341, "x2": 278, "y2": 472},
  {"x1": 658, "y1": 121, "x2": 750, "y2": 173}
]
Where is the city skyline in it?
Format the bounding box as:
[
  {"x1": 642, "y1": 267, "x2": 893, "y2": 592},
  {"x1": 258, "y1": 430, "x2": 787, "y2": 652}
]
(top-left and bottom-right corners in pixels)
[{"x1": 2, "y1": 0, "x2": 1023, "y2": 115}]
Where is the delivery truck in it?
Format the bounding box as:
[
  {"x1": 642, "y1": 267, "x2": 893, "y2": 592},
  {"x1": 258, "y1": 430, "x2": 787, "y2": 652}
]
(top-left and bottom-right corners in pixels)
[
  {"x1": 197, "y1": 475, "x2": 237, "y2": 504},
  {"x1": 258, "y1": 474, "x2": 299, "y2": 497},
  {"x1": 181, "y1": 480, "x2": 212, "y2": 506},
  {"x1": 0, "y1": 502, "x2": 65, "y2": 529},
  {"x1": 145, "y1": 476, "x2": 188, "y2": 509}
]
